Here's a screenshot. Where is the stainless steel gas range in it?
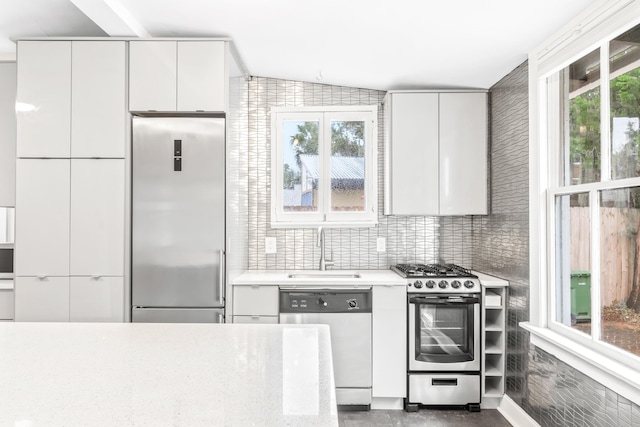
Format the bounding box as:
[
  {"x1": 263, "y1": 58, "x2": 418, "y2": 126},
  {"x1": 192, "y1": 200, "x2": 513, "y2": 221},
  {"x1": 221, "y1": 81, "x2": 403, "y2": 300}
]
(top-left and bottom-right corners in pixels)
[{"x1": 391, "y1": 263, "x2": 482, "y2": 412}]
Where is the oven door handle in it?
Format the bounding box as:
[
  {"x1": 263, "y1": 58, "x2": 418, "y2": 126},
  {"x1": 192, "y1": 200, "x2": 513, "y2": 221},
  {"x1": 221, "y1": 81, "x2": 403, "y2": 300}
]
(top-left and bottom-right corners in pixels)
[{"x1": 409, "y1": 296, "x2": 480, "y2": 305}]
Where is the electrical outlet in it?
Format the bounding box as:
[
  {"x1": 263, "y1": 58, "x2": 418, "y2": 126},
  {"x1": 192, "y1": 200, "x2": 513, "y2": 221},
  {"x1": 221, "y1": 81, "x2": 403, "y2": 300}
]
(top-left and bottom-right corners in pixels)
[
  {"x1": 265, "y1": 237, "x2": 277, "y2": 254},
  {"x1": 376, "y1": 237, "x2": 386, "y2": 252}
]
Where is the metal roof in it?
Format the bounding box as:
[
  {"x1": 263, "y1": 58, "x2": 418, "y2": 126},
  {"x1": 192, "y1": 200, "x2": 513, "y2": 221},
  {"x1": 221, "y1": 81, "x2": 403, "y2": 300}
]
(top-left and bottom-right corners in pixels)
[{"x1": 298, "y1": 154, "x2": 364, "y2": 180}]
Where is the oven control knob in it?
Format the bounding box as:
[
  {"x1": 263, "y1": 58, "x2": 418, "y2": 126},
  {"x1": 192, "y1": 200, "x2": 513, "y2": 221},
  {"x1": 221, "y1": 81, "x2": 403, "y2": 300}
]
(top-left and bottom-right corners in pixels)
[
  {"x1": 318, "y1": 298, "x2": 328, "y2": 307},
  {"x1": 413, "y1": 280, "x2": 423, "y2": 288},
  {"x1": 425, "y1": 280, "x2": 436, "y2": 289},
  {"x1": 438, "y1": 280, "x2": 448, "y2": 289},
  {"x1": 464, "y1": 280, "x2": 476, "y2": 289},
  {"x1": 451, "y1": 280, "x2": 462, "y2": 289}
]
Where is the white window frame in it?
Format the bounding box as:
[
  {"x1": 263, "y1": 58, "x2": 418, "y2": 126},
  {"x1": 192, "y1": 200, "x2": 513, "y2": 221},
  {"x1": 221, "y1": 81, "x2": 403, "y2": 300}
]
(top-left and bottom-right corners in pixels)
[
  {"x1": 524, "y1": 0, "x2": 640, "y2": 406},
  {"x1": 270, "y1": 106, "x2": 378, "y2": 228}
]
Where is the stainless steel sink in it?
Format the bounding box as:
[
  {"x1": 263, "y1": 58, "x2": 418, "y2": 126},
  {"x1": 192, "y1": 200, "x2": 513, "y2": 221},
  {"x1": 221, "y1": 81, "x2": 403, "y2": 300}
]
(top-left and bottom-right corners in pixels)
[{"x1": 287, "y1": 272, "x2": 362, "y2": 279}]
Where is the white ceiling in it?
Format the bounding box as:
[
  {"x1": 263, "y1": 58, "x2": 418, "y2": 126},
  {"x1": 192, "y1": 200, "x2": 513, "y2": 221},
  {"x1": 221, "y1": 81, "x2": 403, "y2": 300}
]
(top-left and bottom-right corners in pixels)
[{"x1": 0, "y1": 0, "x2": 597, "y2": 90}]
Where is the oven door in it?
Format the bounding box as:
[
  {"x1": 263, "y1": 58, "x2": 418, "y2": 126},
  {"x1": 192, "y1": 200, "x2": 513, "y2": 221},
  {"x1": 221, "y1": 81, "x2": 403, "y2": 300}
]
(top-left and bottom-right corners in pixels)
[{"x1": 408, "y1": 294, "x2": 480, "y2": 372}]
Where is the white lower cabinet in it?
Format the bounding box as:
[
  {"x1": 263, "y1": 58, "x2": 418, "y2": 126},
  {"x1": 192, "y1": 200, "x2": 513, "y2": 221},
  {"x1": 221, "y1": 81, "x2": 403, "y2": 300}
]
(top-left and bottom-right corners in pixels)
[
  {"x1": 15, "y1": 159, "x2": 70, "y2": 277},
  {"x1": 372, "y1": 285, "x2": 407, "y2": 401},
  {"x1": 15, "y1": 159, "x2": 125, "y2": 322},
  {"x1": 0, "y1": 289, "x2": 14, "y2": 320},
  {"x1": 232, "y1": 285, "x2": 279, "y2": 324},
  {"x1": 70, "y1": 159, "x2": 125, "y2": 276},
  {"x1": 70, "y1": 277, "x2": 124, "y2": 322},
  {"x1": 15, "y1": 277, "x2": 70, "y2": 322}
]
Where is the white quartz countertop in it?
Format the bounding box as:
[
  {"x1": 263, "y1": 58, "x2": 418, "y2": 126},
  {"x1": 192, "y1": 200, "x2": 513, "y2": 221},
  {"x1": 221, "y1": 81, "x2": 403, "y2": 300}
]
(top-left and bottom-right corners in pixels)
[
  {"x1": 0, "y1": 323, "x2": 338, "y2": 427},
  {"x1": 232, "y1": 269, "x2": 406, "y2": 287},
  {"x1": 473, "y1": 271, "x2": 510, "y2": 287}
]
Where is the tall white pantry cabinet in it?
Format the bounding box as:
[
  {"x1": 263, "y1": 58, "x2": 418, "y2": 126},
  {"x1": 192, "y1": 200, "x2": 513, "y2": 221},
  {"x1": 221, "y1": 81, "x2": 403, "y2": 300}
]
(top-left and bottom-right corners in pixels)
[{"x1": 14, "y1": 41, "x2": 126, "y2": 322}]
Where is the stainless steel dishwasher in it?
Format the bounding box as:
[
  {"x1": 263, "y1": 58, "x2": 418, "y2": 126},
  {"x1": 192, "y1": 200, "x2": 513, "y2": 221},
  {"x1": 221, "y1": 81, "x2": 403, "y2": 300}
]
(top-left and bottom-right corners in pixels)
[{"x1": 279, "y1": 288, "x2": 372, "y2": 409}]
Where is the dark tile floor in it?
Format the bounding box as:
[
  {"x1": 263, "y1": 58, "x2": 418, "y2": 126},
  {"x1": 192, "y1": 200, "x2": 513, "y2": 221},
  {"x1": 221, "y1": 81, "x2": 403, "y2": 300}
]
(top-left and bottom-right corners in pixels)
[{"x1": 338, "y1": 408, "x2": 513, "y2": 427}]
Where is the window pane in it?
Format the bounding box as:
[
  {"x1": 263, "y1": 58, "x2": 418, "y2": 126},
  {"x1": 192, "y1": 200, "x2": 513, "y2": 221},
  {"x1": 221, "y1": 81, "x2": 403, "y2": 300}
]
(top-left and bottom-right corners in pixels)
[
  {"x1": 610, "y1": 26, "x2": 640, "y2": 180},
  {"x1": 565, "y1": 49, "x2": 601, "y2": 185},
  {"x1": 282, "y1": 120, "x2": 319, "y2": 212},
  {"x1": 599, "y1": 187, "x2": 640, "y2": 357},
  {"x1": 555, "y1": 193, "x2": 591, "y2": 333},
  {"x1": 330, "y1": 120, "x2": 365, "y2": 212}
]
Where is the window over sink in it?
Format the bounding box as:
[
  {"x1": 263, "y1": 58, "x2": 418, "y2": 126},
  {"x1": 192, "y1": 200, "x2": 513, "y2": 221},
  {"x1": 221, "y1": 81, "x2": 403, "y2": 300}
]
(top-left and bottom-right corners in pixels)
[{"x1": 270, "y1": 106, "x2": 377, "y2": 227}]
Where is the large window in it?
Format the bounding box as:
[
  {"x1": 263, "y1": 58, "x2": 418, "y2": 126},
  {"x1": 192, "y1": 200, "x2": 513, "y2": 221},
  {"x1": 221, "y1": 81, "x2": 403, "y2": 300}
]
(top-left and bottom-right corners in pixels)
[
  {"x1": 546, "y1": 22, "x2": 640, "y2": 373},
  {"x1": 271, "y1": 106, "x2": 377, "y2": 227}
]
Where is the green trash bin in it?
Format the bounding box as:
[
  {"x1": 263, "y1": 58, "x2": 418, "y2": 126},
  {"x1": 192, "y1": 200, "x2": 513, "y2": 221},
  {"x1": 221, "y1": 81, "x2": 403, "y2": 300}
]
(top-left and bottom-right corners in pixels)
[{"x1": 571, "y1": 271, "x2": 591, "y2": 322}]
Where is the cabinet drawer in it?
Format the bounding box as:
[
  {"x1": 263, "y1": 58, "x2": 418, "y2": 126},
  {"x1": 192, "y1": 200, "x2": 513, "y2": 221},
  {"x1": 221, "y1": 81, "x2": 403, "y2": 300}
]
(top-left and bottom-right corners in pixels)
[
  {"x1": 233, "y1": 285, "x2": 279, "y2": 316},
  {"x1": 232, "y1": 315, "x2": 278, "y2": 324},
  {"x1": 70, "y1": 277, "x2": 124, "y2": 322},
  {"x1": 0, "y1": 289, "x2": 14, "y2": 320},
  {"x1": 14, "y1": 276, "x2": 70, "y2": 322}
]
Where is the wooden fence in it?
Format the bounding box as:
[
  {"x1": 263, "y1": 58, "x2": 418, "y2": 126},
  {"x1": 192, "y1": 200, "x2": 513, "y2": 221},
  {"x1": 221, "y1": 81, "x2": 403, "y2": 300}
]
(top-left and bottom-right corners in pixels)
[{"x1": 570, "y1": 207, "x2": 640, "y2": 306}]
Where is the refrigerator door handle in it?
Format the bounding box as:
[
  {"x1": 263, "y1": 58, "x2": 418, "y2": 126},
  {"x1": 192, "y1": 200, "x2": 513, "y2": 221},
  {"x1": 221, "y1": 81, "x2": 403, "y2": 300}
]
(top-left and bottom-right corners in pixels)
[{"x1": 219, "y1": 249, "x2": 225, "y2": 304}]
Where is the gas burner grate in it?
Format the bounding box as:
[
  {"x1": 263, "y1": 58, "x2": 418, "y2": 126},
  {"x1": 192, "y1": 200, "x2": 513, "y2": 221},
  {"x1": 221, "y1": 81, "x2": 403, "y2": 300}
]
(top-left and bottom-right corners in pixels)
[{"x1": 392, "y1": 263, "x2": 476, "y2": 278}]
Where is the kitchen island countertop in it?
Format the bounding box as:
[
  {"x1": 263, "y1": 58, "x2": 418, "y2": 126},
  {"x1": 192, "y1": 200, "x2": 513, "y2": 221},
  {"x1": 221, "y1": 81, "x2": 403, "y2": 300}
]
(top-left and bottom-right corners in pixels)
[{"x1": 0, "y1": 322, "x2": 338, "y2": 427}]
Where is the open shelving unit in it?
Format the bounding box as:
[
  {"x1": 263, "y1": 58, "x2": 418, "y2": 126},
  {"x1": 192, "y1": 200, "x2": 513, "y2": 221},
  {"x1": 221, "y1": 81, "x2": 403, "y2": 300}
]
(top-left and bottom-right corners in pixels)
[{"x1": 481, "y1": 285, "x2": 506, "y2": 409}]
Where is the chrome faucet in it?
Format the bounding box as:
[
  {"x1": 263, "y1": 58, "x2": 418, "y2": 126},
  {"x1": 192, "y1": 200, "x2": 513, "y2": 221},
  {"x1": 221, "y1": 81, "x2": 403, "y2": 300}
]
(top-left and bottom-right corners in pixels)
[{"x1": 317, "y1": 226, "x2": 334, "y2": 271}]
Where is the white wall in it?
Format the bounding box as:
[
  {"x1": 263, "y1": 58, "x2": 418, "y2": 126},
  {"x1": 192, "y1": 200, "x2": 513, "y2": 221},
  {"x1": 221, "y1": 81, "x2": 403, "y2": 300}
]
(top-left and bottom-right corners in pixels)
[{"x1": 0, "y1": 62, "x2": 16, "y2": 207}]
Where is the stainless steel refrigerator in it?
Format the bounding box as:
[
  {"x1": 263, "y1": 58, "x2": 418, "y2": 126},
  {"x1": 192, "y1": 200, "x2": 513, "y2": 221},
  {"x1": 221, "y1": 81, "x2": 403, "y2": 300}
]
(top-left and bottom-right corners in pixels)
[{"x1": 132, "y1": 116, "x2": 225, "y2": 323}]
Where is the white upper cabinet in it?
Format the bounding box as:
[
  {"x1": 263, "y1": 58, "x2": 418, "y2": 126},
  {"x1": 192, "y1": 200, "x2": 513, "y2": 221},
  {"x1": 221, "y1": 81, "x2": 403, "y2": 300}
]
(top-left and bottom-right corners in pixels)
[
  {"x1": 70, "y1": 159, "x2": 125, "y2": 276},
  {"x1": 439, "y1": 93, "x2": 487, "y2": 215},
  {"x1": 384, "y1": 91, "x2": 488, "y2": 216},
  {"x1": 129, "y1": 41, "x2": 177, "y2": 111},
  {"x1": 71, "y1": 41, "x2": 126, "y2": 158},
  {"x1": 17, "y1": 40, "x2": 126, "y2": 159},
  {"x1": 15, "y1": 159, "x2": 70, "y2": 276},
  {"x1": 177, "y1": 42, "x2": 225, "y2": 111},
  {"x1": 130, "y1": 40, "x2": 226, "y2": 112},
  {"x1": 16, "y1": 41, "x2": 71, "y2": 158},
  {"x1": 384, "y1": 93, "x2": 439, "y2": 215}
]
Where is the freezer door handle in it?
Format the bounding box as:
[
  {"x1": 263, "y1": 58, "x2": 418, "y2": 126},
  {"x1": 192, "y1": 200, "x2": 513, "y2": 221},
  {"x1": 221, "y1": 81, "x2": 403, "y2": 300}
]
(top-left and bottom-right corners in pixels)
[{"x1": 219, "y1": 249, "x2": 225, "y2": 303}]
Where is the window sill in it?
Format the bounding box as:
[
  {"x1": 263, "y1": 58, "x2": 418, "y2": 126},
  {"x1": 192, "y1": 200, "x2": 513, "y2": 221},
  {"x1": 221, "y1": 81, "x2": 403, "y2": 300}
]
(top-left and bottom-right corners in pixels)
[{"x1": 521, "y1": 322, "x2": 640, "y2": 405}]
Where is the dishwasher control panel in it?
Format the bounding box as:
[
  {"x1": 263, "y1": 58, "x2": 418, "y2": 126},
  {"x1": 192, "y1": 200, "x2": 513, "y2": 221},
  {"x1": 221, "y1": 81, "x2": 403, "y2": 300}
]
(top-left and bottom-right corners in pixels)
[{"x1": 279, "y1": 290, "x2": 372, "y2": 313}]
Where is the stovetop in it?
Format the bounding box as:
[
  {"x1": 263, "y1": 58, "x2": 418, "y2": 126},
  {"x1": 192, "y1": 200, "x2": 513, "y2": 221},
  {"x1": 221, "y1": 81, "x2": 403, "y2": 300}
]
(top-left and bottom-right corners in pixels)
[
  {"x1": 392, "y1": 263, "x2": 476, "y2": 278},
  {"x1": 391, "y1": 263, "x2": 480, "y2": 293}
]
